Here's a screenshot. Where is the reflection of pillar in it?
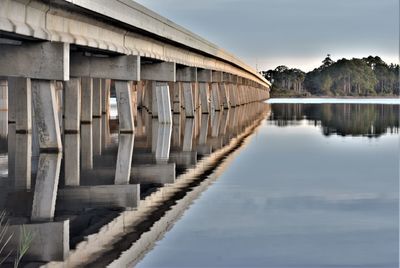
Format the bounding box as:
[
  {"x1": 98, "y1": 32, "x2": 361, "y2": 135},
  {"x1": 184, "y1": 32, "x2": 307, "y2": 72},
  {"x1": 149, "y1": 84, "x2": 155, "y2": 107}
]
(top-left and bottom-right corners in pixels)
[
  {"x1": 81, "y1": 78, "x2": 93, "y2": 170},
  {"x1": 199, "y1": 82, "x2": 209, "y2": 114},
  {"x1": 0, "y1": 80, "x2": 8, "y2": 137},
  {"x1": 31, "y1": 153, "x2": 62, "y2": 221},
  {"x1": 182, "y1": 82, "x2": 195, "y2": 118},
  {"x1": 219, "y1": 109, "x2": 230, "y2": 136},
  {"x1": 211, "y1": 111, "x2": 222, "y2": 137},
  {"x1": 172, "y1": 113, "x2": 181, "y2": 148},
  {"x1": 15, "y1": 134, "x2": 32, "y2": 190},
  {"x1": 31, "y1": 80, "x2": 62, "y2": 222},
  {"x1": 114, "y1": 81, "x2": 134, "y2": 185},
  {"x1": 155, "y1": 123, "x2": 172, "y2": 164},
  {"x1": 64, "y1": 78, "x2": 81, "y2": 186},
  {"x1": 183, "y1": 118, "x2": 195, "y2": 152},
  {"x1": 199, "y1": 114, "x2": 209, "y2": 145}
]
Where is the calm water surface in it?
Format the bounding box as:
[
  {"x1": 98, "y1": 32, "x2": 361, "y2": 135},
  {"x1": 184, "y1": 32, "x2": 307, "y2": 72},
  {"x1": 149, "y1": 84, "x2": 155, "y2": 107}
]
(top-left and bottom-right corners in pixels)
[{"x1": 137, "y1": 100, "x2": 399, "y2": 268}]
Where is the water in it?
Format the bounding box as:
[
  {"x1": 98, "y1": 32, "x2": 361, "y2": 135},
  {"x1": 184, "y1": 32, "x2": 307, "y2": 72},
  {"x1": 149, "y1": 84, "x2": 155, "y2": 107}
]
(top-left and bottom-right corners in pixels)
[{"x1": 137, "y1": 100, "x2": 399, "y2": 268}]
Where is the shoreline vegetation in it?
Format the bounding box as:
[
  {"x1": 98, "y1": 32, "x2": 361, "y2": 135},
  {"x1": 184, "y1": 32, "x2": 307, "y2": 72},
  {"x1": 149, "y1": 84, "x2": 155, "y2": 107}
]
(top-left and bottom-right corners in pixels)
[{"x1": 262, "y1": 55, "x2": 399, "y2": 98}]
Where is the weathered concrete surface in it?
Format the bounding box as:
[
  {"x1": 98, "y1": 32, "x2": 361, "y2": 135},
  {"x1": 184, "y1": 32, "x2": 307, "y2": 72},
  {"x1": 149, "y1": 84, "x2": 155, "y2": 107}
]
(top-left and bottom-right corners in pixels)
[
  {"x1": 70, "y1": 53, "x2": 140, "y2": 81},
  {"x1": 0, "y1": 42, "x2": 69, "y2": 80},
  {"x1": 31, "y1": 153, "x2": 62, "y2": 221},
  {"x1": 5, "y1": 220, "x2": 69, "y2": 262},
  {"x1": 31, "y1": 80, "x2": 62, "y2": 151},
  {"x1": 57, "y1": 185, "x2": 140, "y2": 211}
]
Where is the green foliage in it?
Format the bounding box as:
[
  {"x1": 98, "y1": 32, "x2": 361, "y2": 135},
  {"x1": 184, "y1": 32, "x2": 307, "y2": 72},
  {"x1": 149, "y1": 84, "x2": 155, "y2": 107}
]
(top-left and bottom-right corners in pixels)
[
  {"x1": 0, "y1": 211, "x2": 13, "y2": 266},
  {"x1": 263, "y1": 55, "x2": 400, "y2": 96},
  {"x1": 14, "y1": 225, "x2": 34, "y2": 268}
]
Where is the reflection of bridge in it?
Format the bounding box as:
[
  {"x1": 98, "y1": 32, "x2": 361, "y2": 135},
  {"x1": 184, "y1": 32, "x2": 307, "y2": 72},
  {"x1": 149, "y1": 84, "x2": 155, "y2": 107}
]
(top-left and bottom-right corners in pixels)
[{"x1": 0, "y1": 0, "x2": 270, "y2": 265}]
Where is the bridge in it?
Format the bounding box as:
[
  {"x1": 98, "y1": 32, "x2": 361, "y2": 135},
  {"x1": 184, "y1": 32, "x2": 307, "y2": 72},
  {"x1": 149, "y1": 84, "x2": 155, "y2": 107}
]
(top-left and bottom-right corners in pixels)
[{"x1": 0, "y1": 0, "x2": 270, "y2": 265}]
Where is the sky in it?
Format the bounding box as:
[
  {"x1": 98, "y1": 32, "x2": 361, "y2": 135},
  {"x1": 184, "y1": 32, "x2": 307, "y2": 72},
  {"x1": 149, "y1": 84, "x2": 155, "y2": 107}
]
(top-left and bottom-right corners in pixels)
[{"x1": 134, "y1": 0, "x2": 399, "y2": 72}]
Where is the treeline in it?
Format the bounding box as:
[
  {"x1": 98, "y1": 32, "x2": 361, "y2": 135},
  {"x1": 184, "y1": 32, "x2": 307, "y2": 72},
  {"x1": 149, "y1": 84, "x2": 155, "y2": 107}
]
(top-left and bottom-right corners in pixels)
[{"x1": 262, "y1": 55, "x2": 399, "y2": 97}]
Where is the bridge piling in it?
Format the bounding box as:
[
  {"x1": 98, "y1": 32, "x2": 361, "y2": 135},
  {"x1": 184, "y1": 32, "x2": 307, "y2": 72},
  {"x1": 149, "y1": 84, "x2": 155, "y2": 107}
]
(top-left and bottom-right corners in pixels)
[
  {"x1": 114, "y1": 81, "x2": 135, "y2": 185},
  {"x1": 80, "y1": 77, "x2": 94, "y2": 170},
  {"x1": 63, "y1": 78, "x2": 81, "y2": 186}
]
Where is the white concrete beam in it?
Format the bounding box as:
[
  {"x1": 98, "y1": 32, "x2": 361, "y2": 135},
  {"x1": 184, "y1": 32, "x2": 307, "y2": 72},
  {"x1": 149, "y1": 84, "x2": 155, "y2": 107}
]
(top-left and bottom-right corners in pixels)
[
  {"x1": 70, "y1": 53, "x2": 140, "y2": 80},
  {"x1": 0, "y1": 42, "x2": 69, "y2": 80},
  {"x1": 141, "y1": 62, "x2": 176, "y2": 82}
]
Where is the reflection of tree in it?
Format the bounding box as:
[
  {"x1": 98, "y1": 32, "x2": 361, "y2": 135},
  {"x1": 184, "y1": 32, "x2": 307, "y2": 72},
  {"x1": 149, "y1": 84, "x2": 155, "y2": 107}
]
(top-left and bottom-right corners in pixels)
[{"x1": 270, "y1": 103, "x2": 399, "y2": 137}]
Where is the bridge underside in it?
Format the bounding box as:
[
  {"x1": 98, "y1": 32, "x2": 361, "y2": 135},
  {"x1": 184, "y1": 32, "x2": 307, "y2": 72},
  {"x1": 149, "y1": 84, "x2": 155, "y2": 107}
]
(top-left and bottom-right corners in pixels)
[{"x1": 0, "y1": 0, "x2": 270, "y2": 264}]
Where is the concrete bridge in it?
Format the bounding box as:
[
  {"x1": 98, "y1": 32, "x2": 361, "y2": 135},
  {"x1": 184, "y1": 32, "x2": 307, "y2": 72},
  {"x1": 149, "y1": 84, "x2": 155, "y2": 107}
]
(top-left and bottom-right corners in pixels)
[{"x1": 0, "y1": 0, "x2": 270, "y2": 264}]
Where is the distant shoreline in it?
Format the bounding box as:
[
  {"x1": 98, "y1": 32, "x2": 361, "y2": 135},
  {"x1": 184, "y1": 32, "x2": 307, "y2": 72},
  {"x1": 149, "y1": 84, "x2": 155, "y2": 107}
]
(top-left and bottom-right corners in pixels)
[{"x1": 270, "y1": 95, "x2": 400, "y2": 99}]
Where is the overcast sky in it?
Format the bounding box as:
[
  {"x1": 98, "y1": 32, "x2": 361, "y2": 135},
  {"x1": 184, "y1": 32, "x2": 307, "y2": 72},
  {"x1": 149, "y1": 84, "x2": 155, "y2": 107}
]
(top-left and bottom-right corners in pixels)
[{"x1": 134, "y1": 0, "x2": 399, "y2": 71}]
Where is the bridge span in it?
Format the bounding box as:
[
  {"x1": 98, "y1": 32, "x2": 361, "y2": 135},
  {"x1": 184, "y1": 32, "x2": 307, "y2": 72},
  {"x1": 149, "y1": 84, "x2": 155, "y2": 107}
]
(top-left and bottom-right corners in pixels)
[{"x1": 0, "y1": 0, "x2": 270, "y2": 264}]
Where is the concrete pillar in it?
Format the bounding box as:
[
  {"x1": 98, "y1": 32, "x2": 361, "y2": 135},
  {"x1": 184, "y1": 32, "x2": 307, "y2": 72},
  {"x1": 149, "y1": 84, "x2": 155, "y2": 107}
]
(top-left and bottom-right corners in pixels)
[
  {"x1": 55, "y1": 81, "x2": 63, "y2": 131},
  {"x1": 92, "y1": 79, "x2": 102, "y2": 156},
  {"x1": 210, "y1": 83, "x2": 220, "y2": 111},
  {"x1": 182, "y1": 82, "x2": 195, "y2": 118},
  {"x1": 211, "y1": 111, "x2": 222, "y2": 137},
  {"x1": 151, "y1": 81, "x2": 158, "y2": 117},
  {"x1": 63, "y1": 78, "x2": 81, "y2": 186},
  {"x1": 156, "y1": 82, "x2": 173, "y2": 124},
  {"x1": 114, "y1": 81, "x2": 134, "y2": 185},
  {"x1": 199, "y1": 82, "x2": 210, "y2": 114},
  {"x1": 219, "y1": 83, "x2": 230, "y2": 109},
  {"x1": 80, "y1": 78, "x2": 93, "y2": 170},
  {"x1": 137, "y1": 81, "x2": 144, "y2": 108},
  {"x1": 0, "y1": 80, "x2": 8, "y2": 138},
  {"x1": 101, "y1": 79, "x2": 111, "y2": 150},
  {"x1": 8, "y1": 78, "x2": 32, "y2": 189},
  {"x1": 31, "y1": 80, "x2": 62, "y2": 151},
  {"x1": 31, "y1": 80, "x2": 62, "y2": 222},
  {"x1": 172, "y1": 82, "x2": 181, "y2": 114}
]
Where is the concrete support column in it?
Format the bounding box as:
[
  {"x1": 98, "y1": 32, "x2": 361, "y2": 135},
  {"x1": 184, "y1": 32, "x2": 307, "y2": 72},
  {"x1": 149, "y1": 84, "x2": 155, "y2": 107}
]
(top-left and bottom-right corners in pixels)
[
  {"x1": 101, "y1": 79, "x2": 111, "y2": 150},
  {"x1": 114, "y1": 81, "x2": 134, "y2": 185},
  {"x1": 172, "y1": 82, "x2": 181, "y2": 114},
  {"x1": 137, "y1": 81, "x2": 144, "y2": 109},
  {"x1": 211, "y1": 83, "x2": 220, "y2": 111},
  {"x1": 92, "y1": 78, "x2": 102, "y2": 156},
  {"x1": 156, "y1": 82, "x2": 173, "y2": 124},
  {"x1": 31, "y1": 80, "x2": 62, "y2": 222},
  {"x1": 0, "y1": 80, "x2": 8, "y2": 137},
  {"x1": 8, "y1": 78, "x2": 32, "y2": 189},
  {"x1": 219, "y1": 83, "x2": 230, "y2": 109},
  {"x1": 80, "y1": 77, "x2": 93, "y2": 170},
  {"x1": 199, "y1": 82, "x2": 210, "y2": 114},
  {"x1": 182, "y1": 82, "x2": 195, "y2": 118},
  {"x1": 63, "y1": 78, "x2": 81, "y2": 186}
]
